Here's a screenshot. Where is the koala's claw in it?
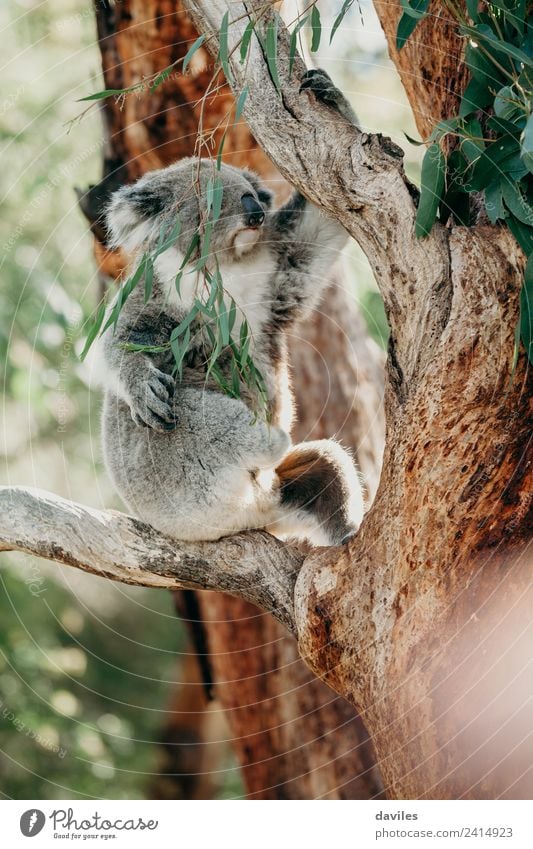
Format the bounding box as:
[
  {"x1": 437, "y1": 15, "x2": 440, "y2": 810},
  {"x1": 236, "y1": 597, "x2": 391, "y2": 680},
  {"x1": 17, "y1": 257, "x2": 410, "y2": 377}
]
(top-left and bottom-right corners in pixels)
[
  {"x1": 299, "y1": 68, "x2": 358, "y2": 126},
  {"x1": 299, "y1": 68, "x2": 339, "y2": 106},
  {"x1": 129, "y1": 368, "x2": 177, "y2": 432}
]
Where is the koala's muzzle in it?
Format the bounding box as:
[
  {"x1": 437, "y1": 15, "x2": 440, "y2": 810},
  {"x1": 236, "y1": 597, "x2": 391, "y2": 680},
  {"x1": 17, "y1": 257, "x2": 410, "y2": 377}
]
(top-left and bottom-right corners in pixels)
[{"x1": 241, "y1": 193, "x2": 265, "y2": 228}]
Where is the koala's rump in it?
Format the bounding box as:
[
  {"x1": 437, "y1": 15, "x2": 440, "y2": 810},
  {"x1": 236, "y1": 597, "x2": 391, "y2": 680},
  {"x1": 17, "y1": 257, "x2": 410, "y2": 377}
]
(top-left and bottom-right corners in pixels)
[{"x1": 102, "y1": 386, "x2": 278, "y2": 541}]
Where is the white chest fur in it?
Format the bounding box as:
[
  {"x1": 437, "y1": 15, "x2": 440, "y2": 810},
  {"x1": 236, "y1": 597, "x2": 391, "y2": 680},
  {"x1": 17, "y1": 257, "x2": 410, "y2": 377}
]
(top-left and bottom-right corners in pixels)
[{"x1": 155, "y1": 246, "x2": 276, "y2": 348}]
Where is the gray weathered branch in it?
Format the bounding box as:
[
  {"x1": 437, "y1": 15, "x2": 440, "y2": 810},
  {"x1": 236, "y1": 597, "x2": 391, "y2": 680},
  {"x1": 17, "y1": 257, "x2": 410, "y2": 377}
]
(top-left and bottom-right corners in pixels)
[
  {"x1": 183, "y1": 0, "x2": 451, "y2": 386},
  {"x1": 0, "y1": 486, "x2": 303, "y2": 633}
]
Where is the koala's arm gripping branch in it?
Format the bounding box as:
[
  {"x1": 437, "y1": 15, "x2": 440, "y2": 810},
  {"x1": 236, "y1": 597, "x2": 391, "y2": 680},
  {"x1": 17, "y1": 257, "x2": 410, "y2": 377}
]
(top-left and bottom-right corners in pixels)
[
  {"x1": 182, "y1": 0, "x2": 451, "y2": 387},
  {"x1": 0, "y1": 486, "x2": 302, "y2": 634}
]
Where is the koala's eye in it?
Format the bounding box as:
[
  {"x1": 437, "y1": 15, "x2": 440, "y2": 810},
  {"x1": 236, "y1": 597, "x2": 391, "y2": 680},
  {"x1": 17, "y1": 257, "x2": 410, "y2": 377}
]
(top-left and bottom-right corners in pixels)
[{"x1": 257, "y1": 189, "x2": 273, "y2": 208}]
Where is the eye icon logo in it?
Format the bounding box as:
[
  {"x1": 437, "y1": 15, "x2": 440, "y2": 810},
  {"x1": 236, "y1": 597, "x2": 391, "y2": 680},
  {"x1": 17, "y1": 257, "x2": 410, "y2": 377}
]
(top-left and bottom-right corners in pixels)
[{"x1": 20, "y1": 810, "x2": 46, "y2": 837}]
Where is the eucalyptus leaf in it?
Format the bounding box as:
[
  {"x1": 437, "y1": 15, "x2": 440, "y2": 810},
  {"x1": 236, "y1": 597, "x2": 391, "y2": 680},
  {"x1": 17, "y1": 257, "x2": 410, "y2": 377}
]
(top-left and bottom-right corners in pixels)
[
  {"x1": 330, "y1": 0, "x2": 355, "y2": 43},
  {"x1": 415, "y1": 143, "x2": 446, "y2": 237},
  {"x1": 182, "y1": 35, "x2": 206, "y2": 74},
  {"x1": 79, "y1": 301, "x2": 106, "y2": 361},
  {"x1": 240, "y1": 20, "x2": 255, "y2": 64},
  {"x1": 265, "y1": 16, "x2": 281, "y2": 94},
  {"x1": 289, "y1": 15, "x2": 309, "y2": 76},
  {"x1": 484, "y1": 181, "x2": 505, "y2": 223},
  {"x1": 520, "y1": 253, "x2": 533, "y2": 363},
  {"x1": 521, "y1": 113, "x2": 533, "y2": 174},
  {"x1": 311, "y1": 5, "x2": 322, "y2": 53}
]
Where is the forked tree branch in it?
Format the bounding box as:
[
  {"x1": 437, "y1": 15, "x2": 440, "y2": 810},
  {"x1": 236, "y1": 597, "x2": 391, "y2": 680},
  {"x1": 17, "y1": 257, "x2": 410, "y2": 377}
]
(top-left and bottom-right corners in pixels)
[
  {"x1": 182, "y1": 0, "x2": 451, "y2": 386},
  {"x1": 0, "y1": 486, "x2": 303, "y2": 634}
]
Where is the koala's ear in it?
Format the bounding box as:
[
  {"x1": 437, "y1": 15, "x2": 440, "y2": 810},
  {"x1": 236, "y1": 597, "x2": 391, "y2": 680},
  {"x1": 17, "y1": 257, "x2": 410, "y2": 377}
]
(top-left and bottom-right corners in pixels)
[{"x1": 106, "y1": 179, "x2": 173, "y2": 251}]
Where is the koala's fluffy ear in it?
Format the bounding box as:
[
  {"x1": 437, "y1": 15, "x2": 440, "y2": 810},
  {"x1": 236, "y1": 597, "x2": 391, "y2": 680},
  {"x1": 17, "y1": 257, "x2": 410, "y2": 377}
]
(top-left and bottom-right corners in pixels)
[{"x1": 106, "y1": 179, "x2": 174, "y2": 251}]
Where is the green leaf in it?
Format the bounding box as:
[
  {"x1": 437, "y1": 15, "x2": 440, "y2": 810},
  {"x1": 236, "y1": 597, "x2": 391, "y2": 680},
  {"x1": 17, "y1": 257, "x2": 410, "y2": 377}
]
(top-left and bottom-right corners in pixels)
[
  {"x1": 79, "y1": 301, "x2": 106, "y2": 361},
  {"x1": 311, "y1": 5, "x2": 322, "y2": 53},
  {"x1": 228, "y1": 298, "x2": 237, "y2": 336},
  {"x1": 195, "y1": 220, "x2": 213, "y2": 270},
  {"x1": 399, "y1": 0, "x2": 430, "y2": 19},
  {"x1": 78, "y1": 87, "x2": 136, "y2": 102},
  {"x1": 461, "y1": 117, "x2": 485, "y2": 162},
  {"x1": 465, "y1": 0, "x2": 480, "y2": 22},
  {"x1": 266, "y1": 15, "x2": 281, "y2": 93},
  {"x1": 415, "y1": 143, "x2": 446, "y2": 237},
  {"x1": 156, "y1": 214, "x2": 182, "y2": 255},
  {"x1": 501, "y1": 179, "x2": 533, "y2": 225},
  {"x1": 330, "y1": 0, "x2": 354, "y2": 44},
  {"x1": 235, "y1": 86, "x2": 248, "y2": 121},
  {"x1": 465, "y1": 41, "x2": 504, "y2": 88},
  {"x1": 467, "y1": 137, "x2": 525, "y2": 192},
  {"x1": 460, "y1": 23, "x2": 533, "y2": 69},
  {"x1": 521, "y1": 113, "x2": 533, "y2": 174},
  {"x1": 459, "y1": 76, "x2": 493, "y2": 117},
  {"x1": 216, "y1": 131, "x2": 227, "y2": 170},
  {"x1": 484, "y1": 182, "x2": 505, "y2": 223},
  {"x1": 171, "y1": 325, "x2": 191, "y2": 377},
  {"x1": 102, "y1": 258, "x2": 147, "y2": 333},
  {"x1": 404, "y1": 132, "x2": 424, "y2": 146},
  {"x1": 143, "y1": 256, "x2": 154, "y2": 303},
  {"x1": 289, "y1": 15, "x2": 309, "y2": 76},
  {"x1": 520, "y1": 253, "x2": 533, "y2": 363},
  {"x1": 207, "y1": 177, "x2": 224, "y2": 223},
  {"x1": 182, "y1": 34, "x2": 206, "y2": 74},
  {"x1": 219, "y1": 304, "x2": 230, "y2": 346},
  {"x1": 396, "y1": 0, "x2": 430, "y2": 49},
  {"x1": 440, "y1": 150, "x2": 472, "y2": 226},
  {"x1": 240, "y1": 20, "x2": 255, "y2": 64},
  {"x1": 150, "y1": 65, "x2": 174, "y2": 93},
  {"x1": 219, "y1": 11, "x2": 233, "y2": 84},
  {"x1": 171, "y1": 306, "x2": 199, "y2": 343},
  {"x1": 494, "y1": 85, "x2": 527, "y2": 123},
  {"x1": 429, "y1": 117, "x2": 464, "y2": 142},
  {"x1": 507, "y1": 213, "x2": 533, "y2": 255}
]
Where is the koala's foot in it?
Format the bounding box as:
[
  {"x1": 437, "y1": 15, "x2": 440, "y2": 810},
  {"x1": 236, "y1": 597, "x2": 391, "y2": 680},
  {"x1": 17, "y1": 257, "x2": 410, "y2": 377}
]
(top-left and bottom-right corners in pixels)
[
  {"x1": 127, "y1": 365, "x2": 177, "y2": 432},
  {"x1": 299, "y1": 68, "x2": 358, "y2": 125},
  {"x1": 276, "y1": 439, "x2": 363, "y2": 546}
]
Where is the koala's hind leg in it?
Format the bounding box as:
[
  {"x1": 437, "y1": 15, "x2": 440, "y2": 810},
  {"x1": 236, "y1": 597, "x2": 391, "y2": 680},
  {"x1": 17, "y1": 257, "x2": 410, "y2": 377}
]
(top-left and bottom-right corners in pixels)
[{"x1": 270, "y1": 440, "x2": 364, "y2": 546}]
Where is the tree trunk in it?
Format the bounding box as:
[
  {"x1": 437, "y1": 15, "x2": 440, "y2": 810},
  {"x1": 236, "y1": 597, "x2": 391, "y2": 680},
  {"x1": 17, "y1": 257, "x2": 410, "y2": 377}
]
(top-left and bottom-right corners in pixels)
[
  {"x1": 87, "y1": 0, "x2": 384, "y2": 799},
  {"x1": 180, "y1": 0, "x2": 532, "y2": 799}
]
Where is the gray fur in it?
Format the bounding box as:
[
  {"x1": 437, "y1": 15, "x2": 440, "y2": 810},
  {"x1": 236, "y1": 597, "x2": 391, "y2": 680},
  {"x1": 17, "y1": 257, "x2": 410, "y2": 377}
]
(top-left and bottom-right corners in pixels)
[{"x1": 96, "y1": 70, "x2": 364, "y2": 545}]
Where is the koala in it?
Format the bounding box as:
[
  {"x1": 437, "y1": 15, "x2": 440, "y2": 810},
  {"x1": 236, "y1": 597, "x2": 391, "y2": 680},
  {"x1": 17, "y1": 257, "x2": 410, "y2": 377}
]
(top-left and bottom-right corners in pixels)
[{"x1": 95, "y1": 69, "x2": 364, "y2": 545}]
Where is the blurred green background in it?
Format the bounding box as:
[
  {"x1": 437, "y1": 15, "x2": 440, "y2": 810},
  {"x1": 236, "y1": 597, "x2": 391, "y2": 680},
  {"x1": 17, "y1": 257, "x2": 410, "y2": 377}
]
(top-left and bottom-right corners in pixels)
[{"x1": 0, "y1": 0, "x2": 421, "y2": 799}]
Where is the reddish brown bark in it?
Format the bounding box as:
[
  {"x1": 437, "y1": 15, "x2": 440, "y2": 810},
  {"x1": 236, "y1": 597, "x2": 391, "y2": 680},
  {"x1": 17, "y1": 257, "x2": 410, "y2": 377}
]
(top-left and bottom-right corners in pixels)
[
  {"x1": 88, "y1": 0, "x2": 385, "y2": 799},
  {"x1": 373, "y1": 0, "x2": 470, "y2": 140}
]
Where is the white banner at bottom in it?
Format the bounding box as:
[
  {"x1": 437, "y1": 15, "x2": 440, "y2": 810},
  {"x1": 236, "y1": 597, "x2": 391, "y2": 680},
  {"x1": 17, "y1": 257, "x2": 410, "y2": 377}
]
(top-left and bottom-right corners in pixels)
[{"x1": 2, "y1": 799, "x2": 531, "y2": 848}]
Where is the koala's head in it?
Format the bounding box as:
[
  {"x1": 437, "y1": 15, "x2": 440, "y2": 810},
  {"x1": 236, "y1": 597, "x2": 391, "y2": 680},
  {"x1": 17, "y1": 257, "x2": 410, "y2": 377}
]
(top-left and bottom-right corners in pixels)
[{"x1": 106, "y1": 158, "x2": 273, "y2": 262}]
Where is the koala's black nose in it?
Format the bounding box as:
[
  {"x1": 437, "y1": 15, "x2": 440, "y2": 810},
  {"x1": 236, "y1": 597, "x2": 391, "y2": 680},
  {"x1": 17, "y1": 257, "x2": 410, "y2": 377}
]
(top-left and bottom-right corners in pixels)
[{"x1": 241, "y1": 193, "x2": 265, "y2": 228}]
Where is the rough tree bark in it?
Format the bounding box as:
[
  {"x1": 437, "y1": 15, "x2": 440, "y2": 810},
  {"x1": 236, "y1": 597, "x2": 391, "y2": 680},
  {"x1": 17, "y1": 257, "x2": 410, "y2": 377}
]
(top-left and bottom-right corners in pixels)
[
  {"x1": 82, "y1": 0, "x2": 385, "y2": 799},
  {"x1": 1, "y1": 0, "x2": 530, "y2": 801}
]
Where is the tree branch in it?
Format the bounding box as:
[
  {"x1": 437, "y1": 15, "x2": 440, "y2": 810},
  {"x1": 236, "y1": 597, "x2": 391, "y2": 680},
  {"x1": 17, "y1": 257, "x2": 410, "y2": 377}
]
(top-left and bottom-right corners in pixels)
[
  {"x1": 0, "y1": 486, "x2": 302, "y2": 634},
  {"x1": 182, "y1": 0, "x2": 451, "y2": 387}
]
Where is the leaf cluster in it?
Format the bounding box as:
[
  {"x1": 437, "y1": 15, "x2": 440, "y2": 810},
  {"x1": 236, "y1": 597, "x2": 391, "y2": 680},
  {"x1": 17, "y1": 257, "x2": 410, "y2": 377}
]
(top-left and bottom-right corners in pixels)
[{"x1": 398, "y1": 0, "x2": 532, "y2": 361}]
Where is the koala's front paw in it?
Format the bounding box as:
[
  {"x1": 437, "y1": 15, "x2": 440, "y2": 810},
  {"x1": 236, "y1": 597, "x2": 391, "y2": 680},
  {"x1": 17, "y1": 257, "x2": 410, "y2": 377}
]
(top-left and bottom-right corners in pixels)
[
  {"x1": 128, "y1": 366, "x2": 177, "y2": 432},
  {"x1": 299, "y1": 69, "x2": 358, "y2": 125},
  {"x1": 300, "y1": 68, "x2": 342, "y2": 106}
]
